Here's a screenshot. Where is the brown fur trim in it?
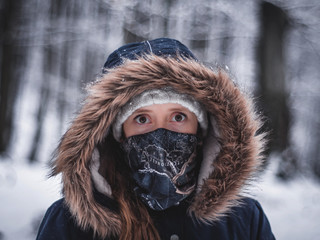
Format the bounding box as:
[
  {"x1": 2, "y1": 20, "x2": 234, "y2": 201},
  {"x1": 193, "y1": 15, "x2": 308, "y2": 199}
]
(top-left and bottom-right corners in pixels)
[{"x1": 51, "y1": 55, "x2": 266, "y2": 238}]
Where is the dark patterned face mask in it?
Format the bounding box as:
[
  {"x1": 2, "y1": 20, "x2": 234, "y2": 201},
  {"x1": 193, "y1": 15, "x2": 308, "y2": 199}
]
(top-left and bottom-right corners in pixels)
[{"x1": 121, "y1": 128, "x2": 201, "y2": 211}]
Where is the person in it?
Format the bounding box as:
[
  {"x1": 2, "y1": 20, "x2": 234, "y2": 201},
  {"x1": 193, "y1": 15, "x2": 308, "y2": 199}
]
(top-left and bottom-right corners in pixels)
[{"x1": 36, "y1": 38, "x2": 275, "y2": 240}]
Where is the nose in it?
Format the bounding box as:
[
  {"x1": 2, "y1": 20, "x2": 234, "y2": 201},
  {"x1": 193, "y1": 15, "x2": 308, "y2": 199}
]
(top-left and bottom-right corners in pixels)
[{"x1": 153, "y1": 118, "x2": 168, "y2": 131}]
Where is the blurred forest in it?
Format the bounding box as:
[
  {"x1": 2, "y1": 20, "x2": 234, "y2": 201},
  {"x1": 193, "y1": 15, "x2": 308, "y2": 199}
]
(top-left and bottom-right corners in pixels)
[{"x1": 0, "y1": 0, "x2": 319, "y2": 180}]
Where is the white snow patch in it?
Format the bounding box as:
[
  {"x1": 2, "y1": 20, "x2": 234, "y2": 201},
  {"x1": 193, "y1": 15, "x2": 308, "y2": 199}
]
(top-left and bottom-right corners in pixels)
[
  {"x1": 0, "y1": 160, "x2": 61, "y2": 240},
  {"x1": 254, "y1": 156, "x2": 320, "y2": 240}
]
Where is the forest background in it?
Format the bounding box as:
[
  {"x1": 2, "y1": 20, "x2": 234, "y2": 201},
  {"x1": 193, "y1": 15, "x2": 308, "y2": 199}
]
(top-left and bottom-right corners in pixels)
[{"x1": 0, "y1": 0, "x2": 319, "y2": 239}]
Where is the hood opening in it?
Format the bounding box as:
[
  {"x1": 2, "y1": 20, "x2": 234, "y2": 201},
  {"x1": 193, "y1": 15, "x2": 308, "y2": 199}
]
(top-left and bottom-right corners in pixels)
[{"x1": 52, "y1": 55, "x2": 266, "y2": 238}]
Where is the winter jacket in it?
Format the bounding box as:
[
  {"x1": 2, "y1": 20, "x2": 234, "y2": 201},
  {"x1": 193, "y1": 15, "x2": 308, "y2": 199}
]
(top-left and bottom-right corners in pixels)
[
  {"x1": 37, "y1": 194, "x2": 273, "y2": 240},
  {"x1": 36, "y1": 38, "x2": 275, "y2": 240}
]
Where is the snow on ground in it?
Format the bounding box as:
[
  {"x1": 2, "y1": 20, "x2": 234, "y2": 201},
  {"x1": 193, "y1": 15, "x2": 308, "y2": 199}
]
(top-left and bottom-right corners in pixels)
[
  {"x1": 254, "y1": 157, "x2": 320, "y2": 240},
  {"x1": 0, "y1": 157, "x2": 319, "y2": 240},
  {"x1": 0, "y1": 160, "x2": 61, "y2": 240}
]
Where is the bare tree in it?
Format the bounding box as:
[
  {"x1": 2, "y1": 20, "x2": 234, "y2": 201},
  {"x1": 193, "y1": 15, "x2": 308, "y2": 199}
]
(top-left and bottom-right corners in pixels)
[
  {"x1": 123, "y1": 2, "x2": 148, "y2": 43},
  {"x1": 0, "y1": 0, "x2": 27, "y2": 155},
  {"x1": 256, "y1": 1, "x2": 297, "y2": 178}
]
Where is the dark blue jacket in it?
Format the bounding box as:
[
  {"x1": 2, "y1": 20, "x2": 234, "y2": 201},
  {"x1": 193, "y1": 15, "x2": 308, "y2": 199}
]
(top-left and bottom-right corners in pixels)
[{"x1": 37, "y1": 197, "x2": 275, "y2": 240}]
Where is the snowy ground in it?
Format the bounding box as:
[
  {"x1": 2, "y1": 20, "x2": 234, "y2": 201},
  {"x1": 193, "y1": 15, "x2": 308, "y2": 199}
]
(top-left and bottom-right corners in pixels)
[
  {"x1": 253, "y1": 159, "x2": 320, "y2": 240},
  {"x1": 0, "y1": 160, "x2": 61, "y2": 240},
  {"x1": 0, "y1": 158, "x2": 319, "y2": 240}
]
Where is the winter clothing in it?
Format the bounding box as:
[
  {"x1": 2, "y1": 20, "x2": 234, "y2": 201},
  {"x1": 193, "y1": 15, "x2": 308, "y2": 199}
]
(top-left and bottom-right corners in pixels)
[
  {"x1": 37, "y1": 38, "x2": 275, "y2": 240},
  {"x1": 102, "y1": 38, "x2": 196, "y2": 70},
  {"x1": 112, "y1": 88, "x2": 208, "y2": 141},
  {"x1": 37, "y1": 194, "x2": 273, "y2": 240},
  {"x1": 121, "y1": 128, "x2": 201, "y2": 211}
]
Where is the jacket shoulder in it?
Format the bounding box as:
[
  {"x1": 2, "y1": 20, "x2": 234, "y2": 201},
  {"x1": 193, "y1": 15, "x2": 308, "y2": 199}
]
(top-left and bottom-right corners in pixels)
[
  {"x1": 36, "y1": 199, "x2": 111, "y2": 240},
  {"x1": 36, "y1": 199, "x2": 72, "y2": 240},
  {"x1": 231, "y1": 197, "x2": 276, "y2": 240}
]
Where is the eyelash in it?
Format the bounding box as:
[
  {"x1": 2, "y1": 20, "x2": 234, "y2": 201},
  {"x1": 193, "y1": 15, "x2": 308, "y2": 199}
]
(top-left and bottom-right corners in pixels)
[
  {"x1": 133, "y1": 112, "x2": 187, "y2": 124},
  {"x1": 134, "y1": 115, "x2": 150, "y2": 124},
  {"x1": 171, "y1": 112, "x2": 186, "y2": 122}
]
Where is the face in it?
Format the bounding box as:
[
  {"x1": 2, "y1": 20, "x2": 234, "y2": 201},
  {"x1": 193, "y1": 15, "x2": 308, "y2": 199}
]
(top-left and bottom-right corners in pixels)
[{"x1": 123, "y1": 103, "x2": 198, "y2": 138}]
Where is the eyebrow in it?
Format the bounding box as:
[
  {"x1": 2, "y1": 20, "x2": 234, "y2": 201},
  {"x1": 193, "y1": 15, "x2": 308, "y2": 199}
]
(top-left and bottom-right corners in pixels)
[
  {"x1": 168, "y1": 107, "x2": 189, "y2": 112},
  {"x1": 135, "y1": 106, "x2": 188, "y2": 112},
  {"x1": 132, "y1": 106, "x2": 190, "y2": 116},
  {"x1": 131, "y1": 108, "x2": 153, "y2": 115}
]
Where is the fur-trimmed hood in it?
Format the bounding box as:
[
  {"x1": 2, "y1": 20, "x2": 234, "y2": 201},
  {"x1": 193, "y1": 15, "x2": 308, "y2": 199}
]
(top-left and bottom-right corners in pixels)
[{"x1": 51, "y1": 54, "x2": 265, "y2": 238}]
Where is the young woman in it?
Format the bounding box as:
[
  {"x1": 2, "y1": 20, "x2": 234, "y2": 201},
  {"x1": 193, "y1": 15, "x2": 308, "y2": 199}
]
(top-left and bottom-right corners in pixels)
[{"x1": 37, "y1": 38, "x2": 275, "y2": 240}]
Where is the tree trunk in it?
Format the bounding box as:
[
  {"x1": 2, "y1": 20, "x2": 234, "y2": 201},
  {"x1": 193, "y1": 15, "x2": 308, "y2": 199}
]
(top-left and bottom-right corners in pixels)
[
  {"x1": 257, "y1": 1, "x2": 296, "y2": 179},
  {"x1": 0, "y1": 0, "x2": 26, "y2": 155},
  {"x1": 123, "y1": 2, "x2": 147, "y2": 44}
]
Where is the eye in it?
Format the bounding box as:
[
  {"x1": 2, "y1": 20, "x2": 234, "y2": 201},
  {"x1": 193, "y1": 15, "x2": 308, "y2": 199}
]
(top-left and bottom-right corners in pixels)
[
  {"x1": 171, "y1": 113, "x2": 186, "y2": 122},
  {"x1": 134, "y1": 115, "x2": 150, "y2": 124}
]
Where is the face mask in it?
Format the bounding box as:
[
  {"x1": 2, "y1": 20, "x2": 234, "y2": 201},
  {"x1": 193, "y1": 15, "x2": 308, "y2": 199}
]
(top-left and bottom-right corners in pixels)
[{"x1": 121, "y1": 128, "x2": 201, "y2": 211}]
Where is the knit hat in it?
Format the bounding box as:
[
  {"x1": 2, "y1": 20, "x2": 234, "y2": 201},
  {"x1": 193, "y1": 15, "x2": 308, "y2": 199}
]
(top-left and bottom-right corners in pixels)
[
  {"x1": 103, "y1": 38, "x2": 207, "y2": 141},
  {"x1": 112, "y1": 88, "x2": 208, "y2": 141}
]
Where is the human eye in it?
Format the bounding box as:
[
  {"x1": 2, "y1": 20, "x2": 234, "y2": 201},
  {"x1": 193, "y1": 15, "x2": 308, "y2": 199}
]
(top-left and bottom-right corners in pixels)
[
  {"x1": 171, "y1": 112, "x2": 186, "y2": 122},
  {"x1": 134, "y1": 115, "x2": 150, "y2": 124}
]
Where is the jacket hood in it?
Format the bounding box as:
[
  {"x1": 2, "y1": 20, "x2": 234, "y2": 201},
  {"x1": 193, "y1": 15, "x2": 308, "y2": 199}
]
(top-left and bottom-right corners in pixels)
[{"x1": 51, "y1": 50, "x2": 265, "y2": 238}]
